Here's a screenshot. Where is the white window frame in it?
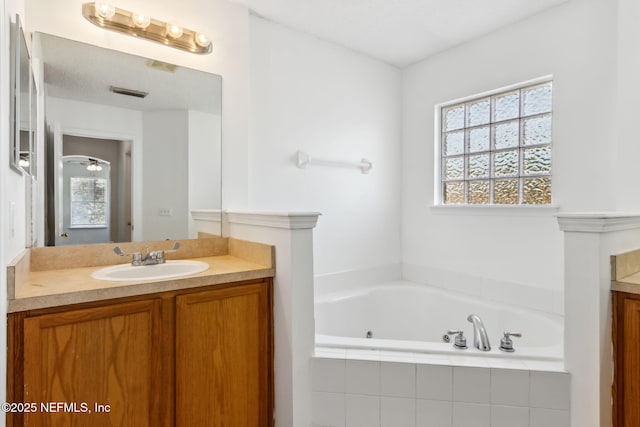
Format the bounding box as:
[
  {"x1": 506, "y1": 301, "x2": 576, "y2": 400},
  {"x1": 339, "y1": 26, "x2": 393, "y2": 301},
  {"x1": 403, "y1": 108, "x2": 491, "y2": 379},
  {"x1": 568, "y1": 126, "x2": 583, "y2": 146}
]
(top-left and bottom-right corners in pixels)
[{"x1": 433, "y1": 75, "x2": 556, "y2": 211}]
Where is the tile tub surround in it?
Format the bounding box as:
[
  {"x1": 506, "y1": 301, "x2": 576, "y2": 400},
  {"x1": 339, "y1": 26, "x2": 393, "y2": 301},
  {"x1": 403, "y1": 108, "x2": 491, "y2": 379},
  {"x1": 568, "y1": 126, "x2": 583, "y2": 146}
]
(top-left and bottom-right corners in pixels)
[{"x1": 311, "y1": 353, "x2": 570, "y2": 427}]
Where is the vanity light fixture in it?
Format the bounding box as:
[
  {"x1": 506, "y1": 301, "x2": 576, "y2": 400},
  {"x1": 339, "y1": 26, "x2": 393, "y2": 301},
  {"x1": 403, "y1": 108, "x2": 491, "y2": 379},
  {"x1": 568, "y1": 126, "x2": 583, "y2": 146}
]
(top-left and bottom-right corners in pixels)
[{"x1": 82, "y1": 2, "x2": 212, "y2": 55}]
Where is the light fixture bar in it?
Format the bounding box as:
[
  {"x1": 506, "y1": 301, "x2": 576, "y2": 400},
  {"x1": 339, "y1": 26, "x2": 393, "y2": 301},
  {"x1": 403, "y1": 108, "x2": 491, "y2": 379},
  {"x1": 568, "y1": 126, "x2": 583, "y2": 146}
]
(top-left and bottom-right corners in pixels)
[{"x1": 82, "y1": 2, "x2": 212, "y2": 55}]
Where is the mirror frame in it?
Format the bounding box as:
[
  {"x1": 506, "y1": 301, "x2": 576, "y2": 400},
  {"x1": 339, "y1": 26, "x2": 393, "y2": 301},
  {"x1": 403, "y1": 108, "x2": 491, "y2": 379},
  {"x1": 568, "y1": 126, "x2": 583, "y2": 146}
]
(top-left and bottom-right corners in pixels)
[{"x1": 9, "y1": 15, "x2": 34, "y2": 176}]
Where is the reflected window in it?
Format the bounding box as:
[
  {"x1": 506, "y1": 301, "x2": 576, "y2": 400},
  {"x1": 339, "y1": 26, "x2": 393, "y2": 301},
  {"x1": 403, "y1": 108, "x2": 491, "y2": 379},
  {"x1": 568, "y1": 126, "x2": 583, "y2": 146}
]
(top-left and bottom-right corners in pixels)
[{"x1": 70, "y1": 177, "x2": 107, "y2": 226}]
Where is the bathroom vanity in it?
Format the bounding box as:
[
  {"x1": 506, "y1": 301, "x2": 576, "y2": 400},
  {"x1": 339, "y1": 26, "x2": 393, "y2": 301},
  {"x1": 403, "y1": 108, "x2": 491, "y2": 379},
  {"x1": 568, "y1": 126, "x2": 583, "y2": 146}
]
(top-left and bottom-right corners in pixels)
[
  {"x1": 6, "y1": 237, "x2": 274, "y2": 426},
  {"x1": 611, "y1": 249, "x2": 640, "y2": 427}
]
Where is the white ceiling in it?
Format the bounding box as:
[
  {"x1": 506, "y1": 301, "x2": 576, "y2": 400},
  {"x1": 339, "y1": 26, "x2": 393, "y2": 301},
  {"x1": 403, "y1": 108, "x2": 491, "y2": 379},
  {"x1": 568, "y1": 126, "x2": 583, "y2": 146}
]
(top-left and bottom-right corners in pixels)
[
  {"x1": 232, "y1": 0, "x2": 569, "y2": 67},
  {"x1": 37, "y1": 33, "x2": 222, "y2": 114}
]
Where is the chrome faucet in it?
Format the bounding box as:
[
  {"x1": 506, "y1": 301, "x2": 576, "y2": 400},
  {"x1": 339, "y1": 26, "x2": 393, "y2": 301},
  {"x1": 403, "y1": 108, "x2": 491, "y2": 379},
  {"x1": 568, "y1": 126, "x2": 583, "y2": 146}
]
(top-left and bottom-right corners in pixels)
[
  {"x1": 114, "y1": 242, "x2": 180, "y2": 266},
  {"x1": 467, "y1": 314, "x2": 491, "y2": 351}
]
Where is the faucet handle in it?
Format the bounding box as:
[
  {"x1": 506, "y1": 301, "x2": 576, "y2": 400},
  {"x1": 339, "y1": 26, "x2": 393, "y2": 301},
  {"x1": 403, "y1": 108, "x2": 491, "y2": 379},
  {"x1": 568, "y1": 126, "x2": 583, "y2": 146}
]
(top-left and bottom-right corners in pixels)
[
  {"x1": 113, "y1": 246, "x2": 142, "y2": 265},
  {"x1": 149, "y1": 242, "x2": 180, "y2": 264},
  {"x1": 165, "y1": 242, "x2": 180, "y2": 252},
  {"x1": 445, "y1": 329, "x2": 467, "y2": 349},
  {"x1": 157, "y1": 242, "x2": 180, "y2": 262},
  {"x1": 114, "y1": 246, "x2": 140, "y2": 258},
  {"x1": 499, "y1": 332, "x2": 522, "y2": 352}
]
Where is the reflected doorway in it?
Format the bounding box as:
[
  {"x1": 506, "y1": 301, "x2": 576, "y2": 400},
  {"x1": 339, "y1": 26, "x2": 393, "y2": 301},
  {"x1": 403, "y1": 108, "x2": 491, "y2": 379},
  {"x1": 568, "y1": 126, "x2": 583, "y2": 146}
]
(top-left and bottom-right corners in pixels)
[{"x1": 47, "y1": 134, "x2": 132, "y2": 245}]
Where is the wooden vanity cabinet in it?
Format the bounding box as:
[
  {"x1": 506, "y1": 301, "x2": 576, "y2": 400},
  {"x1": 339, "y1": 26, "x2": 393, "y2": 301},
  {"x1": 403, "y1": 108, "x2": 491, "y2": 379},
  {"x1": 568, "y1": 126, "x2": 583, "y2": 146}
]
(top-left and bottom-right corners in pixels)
[
  {"x1": 613, "y1": 291, "x2": 640, "y2": 427},
  {"x1": 17, "y1": 299, "x2": 163, "y2": 426},
  {"x1": 175, "y1": 282, "x2": 273, "y2": 426},
  {"x1": 7, "y1": 278, "x2": 273, "y2": 427}
]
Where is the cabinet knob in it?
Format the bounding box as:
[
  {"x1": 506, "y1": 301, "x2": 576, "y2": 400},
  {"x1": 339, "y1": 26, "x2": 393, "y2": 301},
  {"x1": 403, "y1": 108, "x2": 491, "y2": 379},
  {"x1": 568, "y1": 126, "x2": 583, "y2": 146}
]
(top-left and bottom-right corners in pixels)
[{"x1": 59, "y1": 232, "x2": 69, "y2": 237}]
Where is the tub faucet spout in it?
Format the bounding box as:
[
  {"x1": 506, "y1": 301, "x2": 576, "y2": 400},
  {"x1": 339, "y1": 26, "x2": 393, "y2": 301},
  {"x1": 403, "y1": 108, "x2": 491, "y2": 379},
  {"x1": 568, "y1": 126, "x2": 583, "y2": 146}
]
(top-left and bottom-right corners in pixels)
[{"x1": 467, "y1": 314, "x2": 491, "y2": 351}]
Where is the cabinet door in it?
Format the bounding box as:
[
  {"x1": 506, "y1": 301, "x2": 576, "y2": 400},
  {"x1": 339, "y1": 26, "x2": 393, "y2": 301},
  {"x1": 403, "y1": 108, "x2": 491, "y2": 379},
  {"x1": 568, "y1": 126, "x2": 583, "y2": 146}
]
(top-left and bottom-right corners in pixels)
[
  {"x1": 622, "y1": 298, "x2": 640, "y2": 427},
  {"x1": 175, "y1": 281, "x2": 273, "y2": 427},
  {"x1": 23, "y1": 299, "x2": 163, "y2": 427}
]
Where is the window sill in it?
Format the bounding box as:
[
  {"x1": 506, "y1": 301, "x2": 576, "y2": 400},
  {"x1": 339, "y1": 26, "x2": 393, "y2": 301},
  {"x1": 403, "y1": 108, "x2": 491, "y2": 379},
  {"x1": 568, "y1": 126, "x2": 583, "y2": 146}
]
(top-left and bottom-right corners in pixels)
[
  {"x1": 68, "y1": 225, "x2": 108, "y2": 229},
  {"x1": 430, "y1": 204, "x2": 560, "y2": 217}
]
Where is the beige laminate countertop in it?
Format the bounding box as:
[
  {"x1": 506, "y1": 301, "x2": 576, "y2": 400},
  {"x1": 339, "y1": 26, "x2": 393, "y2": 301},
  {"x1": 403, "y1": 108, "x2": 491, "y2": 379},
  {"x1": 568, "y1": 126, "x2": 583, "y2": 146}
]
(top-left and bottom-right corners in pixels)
[
  {"x1": 10, "y1": 255, "x2": 273, "y2": 313},
  {"x1": 611, "y1": 273, "x2": 640, "y2": 295},
  {"x1": 611, "y1": 248, "x2": 640, "y2": 295},
  {"x1": 7, "y1": 238, "x2": 275, "y2": 313}
]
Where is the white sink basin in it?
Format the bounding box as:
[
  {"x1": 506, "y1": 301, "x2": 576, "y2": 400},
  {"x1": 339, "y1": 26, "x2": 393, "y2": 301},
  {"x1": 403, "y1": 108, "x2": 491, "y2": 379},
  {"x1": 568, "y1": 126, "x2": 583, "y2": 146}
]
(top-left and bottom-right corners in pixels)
[{"x1": 91, "y1": 260, "x2": 209, "y2": 282}]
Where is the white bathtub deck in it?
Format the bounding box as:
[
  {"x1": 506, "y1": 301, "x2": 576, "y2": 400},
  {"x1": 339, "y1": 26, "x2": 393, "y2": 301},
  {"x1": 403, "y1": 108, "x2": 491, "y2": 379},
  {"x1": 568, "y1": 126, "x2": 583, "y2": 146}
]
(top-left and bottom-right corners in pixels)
[{"x1": 314, "y1": 345, "x2": 566, "y2": 373}]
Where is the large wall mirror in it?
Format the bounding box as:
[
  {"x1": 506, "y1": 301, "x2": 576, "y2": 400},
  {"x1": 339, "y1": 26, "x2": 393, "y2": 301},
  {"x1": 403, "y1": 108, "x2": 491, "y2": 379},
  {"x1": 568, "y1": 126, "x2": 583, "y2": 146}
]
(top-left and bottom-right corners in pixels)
[{"x1": 32, "y1": 33, "x2": 222, "y2": 247}]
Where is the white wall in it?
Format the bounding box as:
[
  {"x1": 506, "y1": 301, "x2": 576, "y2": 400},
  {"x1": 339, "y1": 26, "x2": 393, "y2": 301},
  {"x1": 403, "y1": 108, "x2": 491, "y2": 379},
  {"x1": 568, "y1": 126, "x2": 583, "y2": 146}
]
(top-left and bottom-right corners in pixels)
[
  {"x1": 188, "y1": 110, "x2": 221, "y2": 237},
  {"x1": 401, "y1": 0, "x2": 618, "y2": 308},
  {"x1": 248, "y1": 15, "x2": 402, "y2": 276},
  {"x1": 188, "y1": 110, "x2": 221, "y2": 209},
  {"x1": 46, "y1": 98, "x2": 143, "y2": 136},
  {"x1": 613, "y1": 0, "x2": 640, "y2": 211},
  {"x1": 142, "y1": 110, "x2": 189, "y2": 241}
]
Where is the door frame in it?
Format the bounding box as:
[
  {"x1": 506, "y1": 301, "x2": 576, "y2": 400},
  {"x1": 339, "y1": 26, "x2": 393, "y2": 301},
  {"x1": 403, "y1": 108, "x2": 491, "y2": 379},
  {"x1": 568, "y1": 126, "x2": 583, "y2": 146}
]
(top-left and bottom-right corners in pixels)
[{"x1": 51, "y1": 122, "x2": 138, "y2": 243}]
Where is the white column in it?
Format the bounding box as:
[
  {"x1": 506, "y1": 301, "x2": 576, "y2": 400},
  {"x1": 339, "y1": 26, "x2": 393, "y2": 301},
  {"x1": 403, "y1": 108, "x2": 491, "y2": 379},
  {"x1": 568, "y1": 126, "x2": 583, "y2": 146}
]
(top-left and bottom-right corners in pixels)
[
  {"x1": 557, "y1": 213, "x2": 640, "y2": 427},
  {"x1": 225, "y1": 210, "x2": 320, "y2": 427}
]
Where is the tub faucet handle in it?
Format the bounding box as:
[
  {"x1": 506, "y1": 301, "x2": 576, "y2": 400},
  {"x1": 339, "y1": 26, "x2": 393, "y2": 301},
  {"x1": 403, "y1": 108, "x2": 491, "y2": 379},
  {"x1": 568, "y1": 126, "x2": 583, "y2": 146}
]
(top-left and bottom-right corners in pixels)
[
  {"x1": 445, "y1": 329, "x2": 467, "y2": 350},
  {"x1": 499, "y1": 332, "x2": 522, "y2": 352}
]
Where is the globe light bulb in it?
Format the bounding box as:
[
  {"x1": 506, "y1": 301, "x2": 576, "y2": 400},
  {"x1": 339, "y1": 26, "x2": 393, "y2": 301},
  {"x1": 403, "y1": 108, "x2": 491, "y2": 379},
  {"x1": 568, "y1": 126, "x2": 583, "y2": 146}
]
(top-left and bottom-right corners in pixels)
[
  {"x1": 132, "y1": 13, "x2": 151, "y2": 29},
  {"x1": 166, "y1": 23, "x2": 183, "y2": 39},
  {"x1": 87, "y1": 160, "x2": 102, "y2": 172},
  {"x1": 95, "y1": 2, "x2": 116, "y2": 19},
  {"x1": 194, "y1": 32, "x2": 211, "y2": 48}
]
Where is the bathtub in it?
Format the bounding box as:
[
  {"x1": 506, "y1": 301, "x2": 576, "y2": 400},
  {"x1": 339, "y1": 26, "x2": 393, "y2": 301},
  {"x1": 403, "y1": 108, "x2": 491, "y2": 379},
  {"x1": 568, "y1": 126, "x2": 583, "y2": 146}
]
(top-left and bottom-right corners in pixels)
[{"x1": 315, "y1": 280, "x2": 563, "y2": 362}]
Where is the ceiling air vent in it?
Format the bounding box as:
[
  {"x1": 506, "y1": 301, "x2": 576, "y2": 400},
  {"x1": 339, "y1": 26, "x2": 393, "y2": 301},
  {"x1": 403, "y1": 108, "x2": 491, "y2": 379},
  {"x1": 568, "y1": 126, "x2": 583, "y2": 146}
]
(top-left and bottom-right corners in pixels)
[
  {"x1": 146, "y1": 59, "x2": 178, "y2": 73},
  {"x1": 110, "y1": 86, "x2": 148, "y2": 98}
]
